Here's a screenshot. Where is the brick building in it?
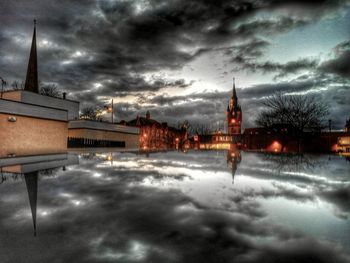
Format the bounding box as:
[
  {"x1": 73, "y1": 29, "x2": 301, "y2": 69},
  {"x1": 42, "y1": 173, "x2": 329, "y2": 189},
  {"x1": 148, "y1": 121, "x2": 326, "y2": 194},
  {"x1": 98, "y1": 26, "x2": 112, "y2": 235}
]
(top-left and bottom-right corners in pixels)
[{"x1": 123, "y1": 111, "x2": 187, "y2": 150}]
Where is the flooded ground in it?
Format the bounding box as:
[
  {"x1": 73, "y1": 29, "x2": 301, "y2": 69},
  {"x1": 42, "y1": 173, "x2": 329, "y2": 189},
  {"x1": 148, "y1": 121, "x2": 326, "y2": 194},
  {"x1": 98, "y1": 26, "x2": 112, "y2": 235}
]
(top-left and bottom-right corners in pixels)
[{"x1": 0, "y1": 150, "x2": 349, "y2": 263}]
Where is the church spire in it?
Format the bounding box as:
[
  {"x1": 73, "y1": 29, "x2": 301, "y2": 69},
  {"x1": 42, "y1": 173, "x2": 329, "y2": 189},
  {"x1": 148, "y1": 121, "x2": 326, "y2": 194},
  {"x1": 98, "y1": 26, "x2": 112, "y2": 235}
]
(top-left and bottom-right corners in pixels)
[
  {"x1": 232, "y1": 77, "x2": 237, "y2": 101},
  {"x1": 24, "y1": 19, "x2": 39, "y2": 93}
]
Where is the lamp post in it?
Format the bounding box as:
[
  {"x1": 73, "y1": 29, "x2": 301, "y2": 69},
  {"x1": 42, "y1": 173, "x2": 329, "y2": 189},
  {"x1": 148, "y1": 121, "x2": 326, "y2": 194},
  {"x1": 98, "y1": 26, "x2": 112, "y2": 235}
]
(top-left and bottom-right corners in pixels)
[{"x1": 107, "y1": 99, "x2": 114, "y2": 123}]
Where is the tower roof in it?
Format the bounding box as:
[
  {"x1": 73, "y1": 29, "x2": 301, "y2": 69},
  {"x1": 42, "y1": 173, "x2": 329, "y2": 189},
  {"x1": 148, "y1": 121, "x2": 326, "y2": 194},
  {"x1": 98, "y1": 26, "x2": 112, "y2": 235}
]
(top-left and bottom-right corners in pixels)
[
  {"x1": 24, "y1": 19, "x2": 39, "y2": 93},
  {"x1": 232, "y1": 77, "x2": 237, "y2": 101}
]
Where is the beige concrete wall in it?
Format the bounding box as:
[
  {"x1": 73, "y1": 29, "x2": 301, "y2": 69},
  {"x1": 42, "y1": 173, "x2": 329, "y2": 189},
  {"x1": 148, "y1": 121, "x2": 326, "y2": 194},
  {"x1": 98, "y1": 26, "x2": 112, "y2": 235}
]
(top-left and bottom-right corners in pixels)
[
  {"x1": 0, "y1": 113, "x2": 67, "y2": 158},
  {"x1": 2, "y1": 90, "x2": 79, "y2": 120},
  {"x1": 1, "y1": 91, "x2": 22, "y2": 102},
  {"x1": 68, "y1": 128, "x2": 139, "y2": 149}
]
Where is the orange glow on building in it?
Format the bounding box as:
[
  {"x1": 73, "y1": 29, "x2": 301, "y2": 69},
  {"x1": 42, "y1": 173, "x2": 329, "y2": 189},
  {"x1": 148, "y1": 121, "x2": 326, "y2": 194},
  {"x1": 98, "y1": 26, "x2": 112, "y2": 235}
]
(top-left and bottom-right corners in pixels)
[
  {"x1": 125, "y1": 111, "x2": 188, "y2": 150},
  {"x1": 266, "y1": 140, "x2": 282, "y2": 152},
  {"x1": 331, "y1": 143, "x2": 337, "y2": 152}
]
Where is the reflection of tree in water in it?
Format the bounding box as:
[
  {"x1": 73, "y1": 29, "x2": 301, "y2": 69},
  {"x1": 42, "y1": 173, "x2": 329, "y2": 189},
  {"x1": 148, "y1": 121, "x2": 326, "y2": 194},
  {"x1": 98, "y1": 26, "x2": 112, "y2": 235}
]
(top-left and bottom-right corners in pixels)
[
  {"x1": 0, "y1": 167, "x2": 60, "y2": 185},
  {"x1": 0, "y1": 169, "x2": 23, "y2": 184},
  {"x1": 38, "y1": 167, "x2": 61, "y2": 176},
  {"x1": 261, "y1": 153, "x2": 323, "y2": 174}
]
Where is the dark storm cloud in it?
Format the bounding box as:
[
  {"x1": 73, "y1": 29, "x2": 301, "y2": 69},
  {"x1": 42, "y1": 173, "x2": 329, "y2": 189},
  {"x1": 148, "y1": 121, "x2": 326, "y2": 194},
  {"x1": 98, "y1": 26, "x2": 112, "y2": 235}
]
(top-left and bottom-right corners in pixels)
[
  {"x1": 224, "y1": 38, "x2": 270, "y2": 58},
  {"x1": 1, "y1": 0, "x2": 349, "y2": 127},
  {"x1": 1, "y1": 0, "x2": 348, "y2": 88},
  {"x1": 232, "y1": 57, "x2": 318, "y2": 78},
  {"x1": 74, "y1": 77, "x2": 193, "y2": 106},
  {"x1": 100, "y1": 77, "x2": 193, "y2": 94},
  {"x1": 320, "y1": 41, "x2": 350, "y2": 79},
  {"x1": 232, "y1": 16, "x2": 310, "y2": 38}
]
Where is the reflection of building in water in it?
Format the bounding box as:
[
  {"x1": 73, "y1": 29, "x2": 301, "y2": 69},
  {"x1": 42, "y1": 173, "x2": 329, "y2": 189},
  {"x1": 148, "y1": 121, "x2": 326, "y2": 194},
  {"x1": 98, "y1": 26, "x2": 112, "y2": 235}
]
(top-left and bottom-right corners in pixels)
[
  {"x1": 226, "y1": 144, "x2": 241, "y2": 184},
  {"x1": 0, "y1": 154, "x2": 78, "y2": 236}
]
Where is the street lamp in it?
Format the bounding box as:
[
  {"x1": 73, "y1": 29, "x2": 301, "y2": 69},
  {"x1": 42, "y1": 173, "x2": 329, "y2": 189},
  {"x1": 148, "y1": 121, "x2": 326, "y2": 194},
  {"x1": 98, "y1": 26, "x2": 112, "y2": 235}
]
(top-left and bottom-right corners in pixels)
[{"x1": 106, "y1": 99, "x2": 114, "y2": 123}]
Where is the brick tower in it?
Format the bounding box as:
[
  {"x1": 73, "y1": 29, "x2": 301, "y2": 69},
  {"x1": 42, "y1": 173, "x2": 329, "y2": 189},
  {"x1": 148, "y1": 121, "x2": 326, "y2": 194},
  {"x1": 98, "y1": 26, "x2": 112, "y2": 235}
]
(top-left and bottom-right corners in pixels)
[{"x1": 226, "y1": 78, "x2": 242, "y2": 135}]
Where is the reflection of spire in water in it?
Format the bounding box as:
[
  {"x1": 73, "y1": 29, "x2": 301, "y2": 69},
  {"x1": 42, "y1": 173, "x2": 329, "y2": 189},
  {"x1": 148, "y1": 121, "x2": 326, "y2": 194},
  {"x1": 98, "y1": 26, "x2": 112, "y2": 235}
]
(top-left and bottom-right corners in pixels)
[{"x1": 24, "y1": 172, "x2": 38, "y2": 237}]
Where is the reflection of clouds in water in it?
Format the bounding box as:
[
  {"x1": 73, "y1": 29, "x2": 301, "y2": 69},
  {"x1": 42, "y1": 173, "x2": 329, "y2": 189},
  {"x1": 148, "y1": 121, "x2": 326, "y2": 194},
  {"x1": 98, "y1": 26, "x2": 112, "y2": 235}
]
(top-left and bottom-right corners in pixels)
[
  {"x1": 95, "y1": 151, "x2": 350, "y2": 218},
  {"x1": 321, "y1": 186, "x2": 350, "y2": 218},
  {"x1": 238, "y1": 153, "x2": 350, "y2": 219},
  {"x1": 0, "y1": 151, "x2": 349, "y2": 262}
]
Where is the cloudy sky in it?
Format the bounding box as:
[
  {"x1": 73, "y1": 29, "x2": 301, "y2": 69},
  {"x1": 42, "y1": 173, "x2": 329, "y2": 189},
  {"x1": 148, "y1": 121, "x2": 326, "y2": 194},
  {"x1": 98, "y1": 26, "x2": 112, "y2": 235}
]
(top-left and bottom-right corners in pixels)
[{"x1": 1, "y1": 0, "x2": 349, "y2": 129}]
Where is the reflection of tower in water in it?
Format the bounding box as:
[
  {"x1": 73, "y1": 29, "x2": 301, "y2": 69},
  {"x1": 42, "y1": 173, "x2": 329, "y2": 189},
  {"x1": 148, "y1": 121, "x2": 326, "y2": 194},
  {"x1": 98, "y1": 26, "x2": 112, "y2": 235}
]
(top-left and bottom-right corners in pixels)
[
  {"x1": 227, "y1": 144, "x2": 241, "y2": 184},
  {"x1": 24, "y1": 172, "x2": 38, "y2": 236},
  {"x1": 0, "y1": 153, "x2": 79, "y2": 237}
]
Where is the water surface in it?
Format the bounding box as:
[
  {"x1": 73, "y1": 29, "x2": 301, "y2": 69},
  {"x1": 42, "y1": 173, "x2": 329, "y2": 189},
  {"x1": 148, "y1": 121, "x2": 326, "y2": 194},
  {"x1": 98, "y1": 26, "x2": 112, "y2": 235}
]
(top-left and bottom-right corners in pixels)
[{"x1": 0, "y1": 151, "x2": 349, "y2": 263}]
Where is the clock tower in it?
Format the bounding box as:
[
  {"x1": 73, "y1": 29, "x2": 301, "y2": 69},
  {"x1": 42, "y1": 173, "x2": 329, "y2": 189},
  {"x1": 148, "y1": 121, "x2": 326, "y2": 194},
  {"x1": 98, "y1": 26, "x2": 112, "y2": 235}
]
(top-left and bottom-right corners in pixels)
[{"x1": 226, "y1": 78, "x2": 242, "y2": 135}]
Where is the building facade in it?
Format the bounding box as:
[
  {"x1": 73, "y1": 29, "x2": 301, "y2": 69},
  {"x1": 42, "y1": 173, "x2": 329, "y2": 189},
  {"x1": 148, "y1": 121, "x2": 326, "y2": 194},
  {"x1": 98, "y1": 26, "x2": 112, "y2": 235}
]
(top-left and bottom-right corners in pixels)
[
  {"x1": 68, "y1": 120, "x2": 140, "y2": 149},
  {"x1": 123, "y1": 111, "x2": 187, "y2": 150},
  {"x1": 226, "y1": 78, "x2": 242, "y2": 135},
  {"x1": 0, "y1": 21, "x2": 71, "y2": 157}
]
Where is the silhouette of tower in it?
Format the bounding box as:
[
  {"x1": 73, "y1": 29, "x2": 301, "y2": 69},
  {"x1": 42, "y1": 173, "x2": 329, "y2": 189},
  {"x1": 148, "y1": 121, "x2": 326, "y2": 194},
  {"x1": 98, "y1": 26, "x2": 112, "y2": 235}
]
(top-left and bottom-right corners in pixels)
[{"x1": 24, "y1": 19, "x2": 39, "y2": 93}]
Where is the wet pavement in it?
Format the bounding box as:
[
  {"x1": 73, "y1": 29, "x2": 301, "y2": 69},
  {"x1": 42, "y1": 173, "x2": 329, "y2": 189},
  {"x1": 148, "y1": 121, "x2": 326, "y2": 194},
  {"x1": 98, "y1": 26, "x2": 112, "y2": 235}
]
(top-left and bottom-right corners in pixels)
[{"x1": 0, "y1": 150, "x2": 349, "y2": 263}]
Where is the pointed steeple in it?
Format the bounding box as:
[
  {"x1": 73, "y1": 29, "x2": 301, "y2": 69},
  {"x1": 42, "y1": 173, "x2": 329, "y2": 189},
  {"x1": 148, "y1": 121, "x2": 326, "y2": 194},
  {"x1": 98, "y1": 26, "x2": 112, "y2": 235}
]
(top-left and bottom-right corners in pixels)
[
  {"x1": 25, "y1": 172, "x2": 38, "y2": 236},
  {"x1": 24, "y1": 19, "x2": 39, "y2": 93},
  {"x1": 232, "y1": 77, "x2": 237, "y2": 101}
]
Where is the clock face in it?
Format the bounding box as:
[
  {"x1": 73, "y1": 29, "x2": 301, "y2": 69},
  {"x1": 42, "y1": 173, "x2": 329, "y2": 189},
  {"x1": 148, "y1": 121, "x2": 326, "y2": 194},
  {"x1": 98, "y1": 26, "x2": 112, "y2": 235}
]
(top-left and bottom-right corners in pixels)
[{"x1": 229, "y1": 98, "x2": 234, "y2": 110}]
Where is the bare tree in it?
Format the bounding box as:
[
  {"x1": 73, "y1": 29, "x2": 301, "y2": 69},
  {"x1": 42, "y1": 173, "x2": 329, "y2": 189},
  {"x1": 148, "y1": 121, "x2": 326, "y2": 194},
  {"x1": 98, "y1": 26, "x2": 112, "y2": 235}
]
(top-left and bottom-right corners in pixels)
[
  {"x1": 40, "y1": 83, "x2": 61, "y2": 98},
  {"x1": 262, "y1": 153, "x2": 322, "y2": 174},
  {"x1": 256, "y1": 92, "x2": 329, "y2": 152},
  {"x1": 11, "y1": 80, "x2": 22, "y2": 90},
  {"x1": 80, "y1": 106, "x2": 103, "y2": 121}
]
